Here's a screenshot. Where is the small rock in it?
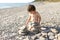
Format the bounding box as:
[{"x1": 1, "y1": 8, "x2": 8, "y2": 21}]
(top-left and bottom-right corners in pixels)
[
  {"x1": 55, "y1": 34, "x2": 58, "y2": 39},
  {"x1": 9, "y1": 33, "x2": 17, "y2": 37},
  {"x1": 57, "y1": 33, "x2": 60, "y2": 40},
  {"x1": 39, "y1": 36, "x2": 45, "y2": 40},
  {"x1": 54, "y1": 38, "x2": 57, "y2": 40},
  {"x1": 18, "y1": 29, "x2": 22, "y2": 34},
  {"x1": 49, "y1": 35, "x2": 55, "y2": 40},
  {"x1": 48, "y1": 32, "x2": 54, "y2": 36},
  {"x1": 34, "y1": 36, "x2": 39, "y2": 40},
  {"x1": 32, "y1": 33, "x2": 41, "y2": 40},
  {"x1": 41, "y1": 27, "x2": 46, "y2": 30},
  {"x1": 20, "y1": 15, "x2": 24, "y2": 18},
  {"x1": 19, "y1": 36, "x2": 26, "y2": 40},
  {"x1": 41, "y1": 32, "x2": 47, "y2": 37},
  {"x1": 50, "y1": 28, "x2": 58, "y2": 34},
  {"x1": 19, "y1": 25, "x2": 26, "y2": 30},
  {"x1": 18, "y1": 25, "x2": 27, "y2": 35},
  {"x1": 42, "y1": 27, "x2": 50, "y2": 33},
  {"x1": 45, "y1": 22, "x2": 56, "y2": 28},
  {"x1": 24, "y1": 36, "x2": 31, "y2": 40}
]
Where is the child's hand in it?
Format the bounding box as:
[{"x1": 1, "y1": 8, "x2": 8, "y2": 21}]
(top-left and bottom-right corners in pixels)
[
  {"x1": 30, "y1": 27, "x2": 33, "y2": 30},
  {"x1": 30, "y1": 27, "x2": 35, "y2": 31},
  {"x1": 28, "y1": 26, "x2": 35, "y2": 31}
]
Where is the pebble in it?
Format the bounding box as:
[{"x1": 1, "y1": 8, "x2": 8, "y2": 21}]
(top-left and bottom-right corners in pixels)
[
  {"x1": 41, "y1": 32, "x2": 47, "y2": 37},
  {"x1": 24, "y1": 36, "x2": 32, "y2": 40},
  {"x1": 19, "y1": 36, "x2": 26, "y2": 40},
  {"x1": 55, "y1": 34, "x2": 58, "y2": 39},
  {"x1": 18, "y1": 25, "x2": 26, "y2": 34},
  {"x1": 48, "y1": 32, "x2": 54, "y2": 36},
  {"x1": 39, "y1": 36, "x2": 45, "y2": 40},
  {"x1": 18, "y1": 29, "x2": 22, "y2": 34},
  {"x1": 49, "y1": 35, "x2": 55, "y2": 40},
  {"x1": 54, "y1": 38, "x2": 57, "y2": 40},
  {"x1": 20, "y1": 15, "x2": 24, "y2": 18},
  {"x1": 20, "y1": 25, "x2": 26, "y2": 30},
  {"x1": 50, "y1": 28, "x2": 58, "y2": 34},
  {"x1": 41, "y1": 27, "x2": 46, "y2": 30},
  {"x1": 57, "y1": 33, "x2": 60, "y2": 40}
]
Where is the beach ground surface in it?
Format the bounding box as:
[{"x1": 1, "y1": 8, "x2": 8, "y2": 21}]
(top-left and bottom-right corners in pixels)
[{"x1": 0, "y1": 2, "x2": 60, "y2": 40}]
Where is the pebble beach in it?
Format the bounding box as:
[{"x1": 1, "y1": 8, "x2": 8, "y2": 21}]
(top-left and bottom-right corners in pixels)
[{"x1": 0, "y1": 2, "x2": 60, "y2": 40}]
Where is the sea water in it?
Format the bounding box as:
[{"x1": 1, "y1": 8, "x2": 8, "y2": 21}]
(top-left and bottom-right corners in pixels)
[{"x1": 0, "y1": 3, "x2": 27, "y2": 9}]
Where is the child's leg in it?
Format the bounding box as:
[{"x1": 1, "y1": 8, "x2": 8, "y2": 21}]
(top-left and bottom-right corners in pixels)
[{"x1": 32, "y1": 24, "x2": 41, "y2": 34}]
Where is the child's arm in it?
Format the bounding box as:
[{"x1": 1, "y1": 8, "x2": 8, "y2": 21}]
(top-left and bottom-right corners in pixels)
[{"x1": 26, "y1": 16, "x2": 31, "y2": 25}]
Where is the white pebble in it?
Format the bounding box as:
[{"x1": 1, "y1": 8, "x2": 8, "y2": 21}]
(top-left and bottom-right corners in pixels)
[
  {"x1": 49, "y1": 35, "x2": 55, "y2": 39},
  {"x1": 48, "y1": 32, "x2": 54, "y2": 36},
  {"x1": 50, "y1": 28, "x2": 58, "y2": 34},
  {"x1": 54, "y1": 38, "x2": 57, "y2": 40},
  {"x1": 41, "y1": 27, "x2": 46, "y2": 30},
  {"x1": 57, "y1": 33, "x2": 60, "y2": 40},
  {"x1": 41, "y1": 32, "x2": 47, "y2": 37},
  {"x1": 39, "y1": 36, "x2": 45, "y2": 40}
]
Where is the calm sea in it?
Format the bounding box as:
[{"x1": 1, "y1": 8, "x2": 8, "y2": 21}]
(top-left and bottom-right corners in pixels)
[{"x1": 0, "y1": 3, "x2": 27, "y2": 9}]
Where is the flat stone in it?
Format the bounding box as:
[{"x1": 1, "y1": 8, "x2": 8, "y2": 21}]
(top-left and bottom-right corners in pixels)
[
  {"x1": 39, "y1": 36, "x2": 45, "y2": 40},
  {"x1": 49, "y1": 35, "x2": 55, "y2": 40},
  {"x1": 48, "y1": 32, "x2": 54, "y2": 36},
  {"x1": 45, "y1": 22, "x2": 55, "y2": 27},
  {"x1": 20, "y1": 25, "x2": 26, "y2": 30},
  {"x1": 50, "y1": 28, "x2": 58, "y2": 34},
  {"x1": 41, "y1": 32, "x2": 47, "y2": 37},
  {"x1": 57, "y1": 33, "x2": 60, "y2": 40},
  {"x1": 18, "y1": 29, "x2": 22, "y2": 34},
  {"x1": 41, "y1": 27, "x2": 46, "y2": 30}
]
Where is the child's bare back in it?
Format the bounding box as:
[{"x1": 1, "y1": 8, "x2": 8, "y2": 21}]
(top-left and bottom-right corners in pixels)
[{"x1": 29, "y1": 12, "x2": 41, "y2": 23}]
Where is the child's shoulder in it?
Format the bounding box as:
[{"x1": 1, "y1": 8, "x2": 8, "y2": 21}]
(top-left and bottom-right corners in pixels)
[
  {"x1": 36, "y1": 11, "x2": 39, "y2": 14},
  {"x1": 35, "y1": 11, "x2": 39, "y2": 14}
]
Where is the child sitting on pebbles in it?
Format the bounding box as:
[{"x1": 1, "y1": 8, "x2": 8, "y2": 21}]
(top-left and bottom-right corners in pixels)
[{"x1": 18, "y1": 5, "x2": 41, "y2": 35}]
